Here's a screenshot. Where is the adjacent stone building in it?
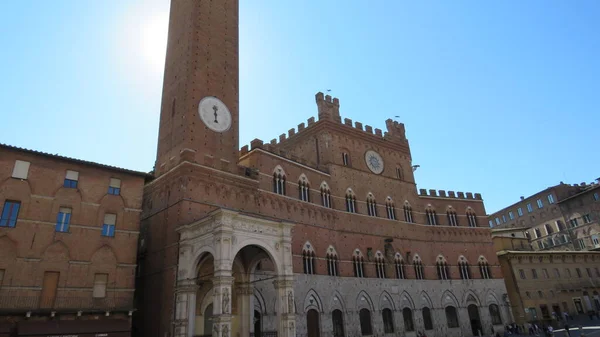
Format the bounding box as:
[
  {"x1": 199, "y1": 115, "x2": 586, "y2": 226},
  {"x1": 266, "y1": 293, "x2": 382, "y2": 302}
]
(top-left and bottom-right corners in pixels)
[
  {"x1": 0, "y1": 144, "x2": 148, "y2": 336},
  {"x1": 134, "y1": 1, "x2": 511, "y2": 337},
  {"x1": 488, "y1": 180, "x2": 600, "y2": 252}
]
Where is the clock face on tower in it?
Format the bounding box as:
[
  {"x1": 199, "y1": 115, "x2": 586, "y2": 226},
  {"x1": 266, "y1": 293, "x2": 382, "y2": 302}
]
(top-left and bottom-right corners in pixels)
[
  {"x1": 365, "y1": 150, "x2": 384, "y2": 174},
  {"x1": 198, "y1": 96, "x2": 232, "y2": 133}
]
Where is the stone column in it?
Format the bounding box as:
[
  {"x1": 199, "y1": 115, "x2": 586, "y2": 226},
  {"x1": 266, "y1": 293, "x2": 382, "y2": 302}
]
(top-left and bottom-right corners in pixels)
[
  {"x1": 237, "y1": 282, "x2": 254, "y2": 337},
  {"x1": 212, "y1": 270, "x2": 234, "y2": 337},
  {"x1": 173, "y1": 279, "x2": 199, "y2": 337},
  {"x1": 274, "y1": 276, "x2": 296, "y2": 337}
]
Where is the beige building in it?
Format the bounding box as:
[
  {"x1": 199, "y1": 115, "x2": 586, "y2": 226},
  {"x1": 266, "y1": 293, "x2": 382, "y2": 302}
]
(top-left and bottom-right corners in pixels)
[{"x1": 493, "y1": 232, "x2": 600, "y2": 325}]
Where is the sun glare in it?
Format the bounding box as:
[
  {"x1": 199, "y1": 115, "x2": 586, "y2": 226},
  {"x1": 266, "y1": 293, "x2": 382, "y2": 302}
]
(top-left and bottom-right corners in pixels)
[{"x1": 141, "y1": 13, "x2": 169, "y2": 72}]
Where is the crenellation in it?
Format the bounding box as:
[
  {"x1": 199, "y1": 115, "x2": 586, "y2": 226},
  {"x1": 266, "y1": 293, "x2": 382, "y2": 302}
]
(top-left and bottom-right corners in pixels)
[
  {"x1": 240, "y1": 145, "x2": 249, "y2": 155},
  {"x1": 365, "y1": 125, "x2": 373, "y2": 134},
  {"x1": 270, "y1": 139, "x2": 277, "y2": 145},
  {"x1": 457, "y1": 192, "x2": 465, "y2": 198},
  {"x1": 307, "y1": 117, "x2": 315, "y2": 125},
  {"x1": 474, "y1": 193, "x2": 482, "y2": 200},
  {"x1": 419, "y1": 188, "x2": 427, "y2": 195},
  {"x1": 263, "y1": 143, "x2": 272, "y2": 152},
  {"x1": 374, "y1": 128, "x2": 382, "y2": 136},
  {"x1": 466, "y1": 192, "x2": 474, "y2": 199},
  {"x1": 429, "y1": 189, "x2": 437, "y2": 197},
  {"x1": 279, "y1": 133, "x2": 286, "y2": 142},
  {"x1": 288, "y1": 128, "x2": 296, "y2": 137},
  {"x1": 298, "y1": 122, "x2": 305, "y2": 131},
  {"x1": 448, "y1": 191, "x2": 456, "y2": 198},
  {"x1": 344, "y1": 118, "x2": 353, "y2": 126},
  {"x1": 250, "y1": 138, "x2": 264, "y2": 150},
  {"x1": 355, "y1": 121, "x2": 363, "y2": 131},
  {"x1": 325, "y1": 94, "x2": 332, "y2": 102},
  {"x1": 438, "y1": 190, "x2": 447, "y2": 197}
]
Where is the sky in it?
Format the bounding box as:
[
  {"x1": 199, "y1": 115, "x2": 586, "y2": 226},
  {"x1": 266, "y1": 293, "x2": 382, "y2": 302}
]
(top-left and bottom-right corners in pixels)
[{"x1": 1, "y1": 1, "x2": 599, "y2": 214}]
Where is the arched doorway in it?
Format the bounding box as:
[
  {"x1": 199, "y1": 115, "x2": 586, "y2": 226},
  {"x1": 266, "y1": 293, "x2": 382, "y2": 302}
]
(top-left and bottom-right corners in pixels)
[
  {"x1": 253, "y1": 310, "x2": 262, "y2": 337},
  {"x1": 204, "y1": 303, "x2": 214, "y2": 336},
  {"x1": 332, "y1": 309, "x2": 344, "y2": 337},
  {"x1": 307, "y1": 309, "x2": 320, "y2": 337},
  {"x1": 468, "y1": 304, "x2": 482, "y2": 336}
]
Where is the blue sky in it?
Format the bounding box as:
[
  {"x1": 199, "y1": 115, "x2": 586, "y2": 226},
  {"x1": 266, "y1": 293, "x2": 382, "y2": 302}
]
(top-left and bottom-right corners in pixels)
[{"x1": 1, "y1": 1, "x2": 599, "y2": 214}]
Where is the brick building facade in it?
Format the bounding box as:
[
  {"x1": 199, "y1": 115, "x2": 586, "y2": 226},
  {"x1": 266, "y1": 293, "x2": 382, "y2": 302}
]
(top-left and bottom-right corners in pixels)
[
  {"x1": 0, "y1": 144, "x2": 147, "y2": 336},
  {"x1": 134, "y1": 1, "x2": 510, "y2": 337}
]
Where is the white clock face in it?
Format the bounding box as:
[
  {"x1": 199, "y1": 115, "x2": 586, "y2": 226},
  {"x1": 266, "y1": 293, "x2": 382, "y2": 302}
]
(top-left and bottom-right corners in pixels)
[
  {"x1": 365, "y1": 150, "x2": 384, "y2": 174},
  {"x1": 198, "y1": 96, "x2": 232, "y2": 133}
]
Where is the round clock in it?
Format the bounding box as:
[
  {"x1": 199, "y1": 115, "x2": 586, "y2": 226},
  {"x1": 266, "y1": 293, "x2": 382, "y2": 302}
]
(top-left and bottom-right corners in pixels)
[
  {"x1": 198, "y1": 96, "x2": 232, "y2": 133},
  {"x1": 365, "y1": 150, "x2": 384, "y2": 174}
]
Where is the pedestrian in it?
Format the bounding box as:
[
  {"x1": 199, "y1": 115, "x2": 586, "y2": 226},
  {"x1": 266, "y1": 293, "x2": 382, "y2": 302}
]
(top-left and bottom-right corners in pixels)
[
  {"x1": 564, "y1": 322, "x2": 570, "y2": 337},
  {"x1": 547, "y1": 325, "x2": 554, "y2": 337}
]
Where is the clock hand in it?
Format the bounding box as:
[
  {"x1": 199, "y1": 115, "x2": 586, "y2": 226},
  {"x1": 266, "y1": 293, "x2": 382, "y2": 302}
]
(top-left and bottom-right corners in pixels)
[{"x1": 212, "y1": 105, "x2": 219, "y2": 123}]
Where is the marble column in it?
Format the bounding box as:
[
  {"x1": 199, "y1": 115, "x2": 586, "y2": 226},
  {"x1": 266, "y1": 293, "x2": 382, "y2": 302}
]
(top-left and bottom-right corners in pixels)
[
  {"x1": 237, "y1": 282, "x2": 254, "y2": 337},
  {"x1": 212, "y1": 270, "x2": 234, "y2": 337},
  {"x1": 273, "y1": 276, "x2": 296, "y2": 337},
  {"x1": 173, "y1": 279, "x2": 199, "y2": 337}
]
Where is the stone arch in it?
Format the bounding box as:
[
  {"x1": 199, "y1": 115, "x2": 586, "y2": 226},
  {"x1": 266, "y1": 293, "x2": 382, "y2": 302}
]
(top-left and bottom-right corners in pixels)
[
  {"x1": 436, "y1": 254, "x2": 447, "y2": 263},
  {"x1": 463, "y1": 290, "x2": 481, "y2": 306},
  {"x1": 302, "y1": 241, "x2": 315, "y2": 254},
  {"x1": 99, "y1": 192, "x2": 127, "y2": 215},
  {"x1": 320, "y1": 181, "x2": 330, "y2": 190},
  {"x1": 329, "y1": 290, "x2": 346, "y2": 312},
  {"x1": 190, "y1": 247, "x2": 217, "y2": 280},
  {"x1": 484, "y1": 290, "x2": 500, "y2": 306},
  {"x1": 273, "y1": 165, "x2": 286, "y2": 176},
  {"x1": 404, "y1": 200, "x2": 411, "y2": 206},
  {"x1": 366, "y1": 192, "x2": 375, "y2": 200},
  {"x1": 298, "y1": 174, "x2": 309, "y2": 184},
  {"x1": 446, "y1": 205, "x2": 455, "y2": 212},
  {"x1": 399, "y1": 291, "x2": 415, "y2": 310},
  {"x1": 379, "y1": 291, "x2": 396, "y2": 311},
  {"x1": 458, "y1": 255, "x2": 469, "y2": 264},
  {"x1": 412, "y1": 254, "x2": 422, "y2": 263},
  {"x1": 304, "y1": 289, "x2": 324, "y2": 313},
  {"x1": 419, "y1": 291, "x2": 433, "y2": 309},
  {"x1": 356, "y1": 290, "x2": 374, "y2": 311},
  {"x1": 253, "y1": 287, "x2": 267, "y2": 315},
  {"x1": 232, "y1": 239, "x2": 283, "y2": 275},
  {"x1": 346, "y1": 188, "x2": 355, "y2": 196},
  {"x1": 477, "y1": 255, "x2": 488, "y2": 264},
  {"x1": 441, "y1": 290, "x2": 460, "y2": 308},
  {"x1": 326, "y1": 245, "x2": 338, "y2": 256},
  {"x1": 42, "y1": 241, "x2": 70, "y2": 262},
  {"x1": 199, "y1": 287, "x2": 215, "y2": 316},
  {"x1": 90, "y1": 245, "x2": 118, "y2": 265}
]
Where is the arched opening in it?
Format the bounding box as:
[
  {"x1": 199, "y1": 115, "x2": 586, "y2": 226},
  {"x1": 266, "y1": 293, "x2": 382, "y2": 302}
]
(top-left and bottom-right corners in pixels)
[
  {"x1": 489, "y1": 304, "x2": 502, "y2": 325},
  {"x1": 359, "y1": 308, "x2": 372, "y2": 336},
  {"x1": 253, "y1": 310, "x2": 262, "y2": 337},
  {"x1": 307, "y1": 309, "x2": 320, "y2": 337},
  {"x1": 445, "y1": 306, "x2": 459, "y2": 328},
  {"x1": 332, "y1": 309, "x2": 344, "y2": 337},
  {"x1": 422, "y1": 307, "x2": 433, "y2": 331},
  {"x1": 402, "y1": 308, "x2": 414, "y2": 332},
  {"x1": 382, "y1": 308, "x2": 394, "y2": 333},
  {"x1": 204, "y1": 303, "x2": 214, "y2": 336},
  {"x1": 468, "y1": 304, "x2": 482, "y2": 336}
]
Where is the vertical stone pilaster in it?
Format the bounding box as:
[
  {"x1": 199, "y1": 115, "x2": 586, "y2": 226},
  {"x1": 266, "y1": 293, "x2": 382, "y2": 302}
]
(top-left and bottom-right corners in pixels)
[
  {"x1": 274, "y1": 276, "x2": 296, "y2": 337},
  {"x1": 212, "y1": 271, "x2": 234, "y2": 337},
  {"x1": 173, "y1": 279, "x2": 199, "y2": 337},
  {"x1": 237, "y1": 283, "x2": 254, "y2": 337}
]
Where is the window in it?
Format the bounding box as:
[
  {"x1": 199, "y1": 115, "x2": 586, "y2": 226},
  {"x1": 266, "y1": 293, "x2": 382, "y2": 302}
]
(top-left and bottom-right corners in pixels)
[
  {"x1": 375, "y1": 252, "x2": 386, "y2": 279},
  {"x1": 447, "y1": 211, "x2": 458, "y2": 226},
  {"x1": 395, "y1": 167, "x2": 403, "y2": 180},
  {"x1": 413, "y1": 258, "x2": 424, "y2": 280},
  {"x1": 382, "y1": 308, "x2": 394, "y2": 333},
  {"x1": 508, "y1": 211, "x2": 514, "y2": 220},
  {"x1": 385, "y1": 198, "x2": 396, "y2": 220},
  {"x1": 402, "y1": 308, "x2": 414, "y2": 332},
  {"x1": 366, "y1": 194, "x2": 377, "y2": 217},
  {"x1": 576, "y1": 268, "x2": 582, "y2": 278},
  {"x1": 531, "y1": 269, "x2": 538, "y2": 279},
  {"x1": 554, "y1": 268, "x2": 560, "y2": 278},
  {"x1": 273, "y1": 171, "x2": 286, "y2": 195},
  {"x1": 63, "y1": 170, "x2": 79, "y2": 188},
  {"x1": 570, "y1": 218, "x2": 579, "y2": 227},
  {"x1": 353, "y1": 250, "x2": 365, "y2": 278},
  {"x1": 525, "y1": 231, "x2": 531, "y2": 240},
  {"x1": 544, "y1": 224, "x2": 554, "y2": 235},
  {"x1": 403, "y1": 204, "x2": 413, "y2": 223},
  {"x1": 395, "y1": 254, "x2": 405, "y2": 279},
  {"x1": 302, "y1": 246, "x2": 315, "y2": 275},
  {"x1": 479, "y1": 261, "x2": 491, "y2": 279},
  {"x1": 436, "y1": 259, "x2": 449, "y2": 280},
  {"x1": 342, "y1": 152, "x2": 349, "y2": 166},
  {"x1": 93, "y1": 273, "x2": 108, "y2": 298},
  {"x1": 592, "y1": 235, "x2": 599, "y2": 246},
  {"x1": 422, "y1": 307, "x2": 433, "y2": 330},
  {"x1": 55, "y1": 207, "x2": 72, "y2": 233},
  {"x1": 108, "y1": 178, "x2": 121, "y2": 195},
  {"x1": 527, "y1": 203, "x2": 533, "y2": 213},
  {"x1": 332, "y1": 310, "x2": 344, "y2": 337},
  {"x1": 467, "y1": 211, "x2": 478, "y2": 227},
  {"x1": 298, "y1": 177, "x2": 310, "y2": 202},
  {"x1": 518, "y1": 207, "x2": 523, "y2": 216},
  {"x1": 320, "y1": 184, "x2": 331, "y2": 208},
  {"x1": 459, "y1": 259, "x2": 470, "y2": 280},
  {"x1": 495, "y1": 217, "x2": 500, "y2": 225},
  {"x1": 326, "y1": 251, "x2": 339, "y2": 276},
  {"x1": 501, "y1": 215, "x2": 506, "y2": 223},
  {"x1": 426, "y1": 210, "x2": 437, "y2": 226},
  {"x1": 0, "y1": 201, "x2": 21, "y2": 228},
  {"x1": 586, "y1": 268, "x2": 592, "y2": 278},
  {"x1": 346, "y1": 191, "x2": 357, "y2": 213},
  {"x1": 488, "y1": 220, "x2": 494, "y2": 227},
  {"x1": 102, "y1": 213, "x2": 116, "y2": 237},
  {"x1": 577, "y1": 239, "x2": 586, "y2": 249},
  {"x1": 594, "y1": 192, "x2": 599, "y2": 201},
  {"x1": 534, "y1": 228, "x2": 542, "y2": 238},
  {"x1": 542, "y1": 268, "x2": 549, "y2": 279},
  {"x1": 519, "y1": 269, "x2": 526, "y2": 279},
  {"x1": 12, "y1": 160, "x2": 30, "y2": 179},
  {"x1": 556, "y1": 220, "x2": 566, "y2": 231},
  {"x1": 525, "y1": 291, "x2": 531, "y2": 299},
  {"x1": 445, "y1": 306, "x2": 459, "y2": 328},
  {"x1": 538, "y1": 291, "x2": 544, "y2": 298},
  {"x1": 489, "y1": 304, "x2": 502, "y2": 325},
  {"x1": 566, "y1": 268, "x2": 572, "y2": 278},
  {"x1": 583, "y1": 214, "x2": 592, "y2": 224},
  {"x1": 537, "y1": 199, "x2": 543, "y2": 208},
  {"x1": 359, "y1": 309, "x2": 372, "y2": 336},
  {"x1": 548, "y1": 194, "x2": 555, "y2": 204}
]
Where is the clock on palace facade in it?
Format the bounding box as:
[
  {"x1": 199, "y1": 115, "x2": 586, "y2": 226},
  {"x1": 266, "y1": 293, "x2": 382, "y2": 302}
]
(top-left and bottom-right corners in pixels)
[
  {"x1": 198, "y1": 96, "x2": 232, "y2": 133},
  {"x1": 364, "y1": 150, "x2": 384, "y2": 174}
]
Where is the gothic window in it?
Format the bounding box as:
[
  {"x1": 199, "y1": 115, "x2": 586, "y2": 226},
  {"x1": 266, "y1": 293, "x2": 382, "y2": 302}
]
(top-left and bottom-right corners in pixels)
[
  {"x1": 346, "y1": 189, "x2": 357, "y2": 213},
  {"x1": 326, "y1": 246, "x2": 339, "y2": 277},
  {"x1": 298, "y1": 175, "x2": 310, "y2": 202},
  {"x1": 382, "y1": 308, "x2": 394, "y2": 333},
  {"x1": 403, "y1": 202, "x2": 413, "y2": 223},
  {"x1": 489, "y1": 304, "x2": 502, "y2": 325},
  {"x1": 466, "y1": 209, "x2": 478, "y2": 227},
  {"x1": 342, "y1": 152, "x2": 350, "y2": 167},
  {"x1": 458, "y1": 256, "x2": 471, "y2": 280},
  {"x1": 556, "y1": 220, "x2": 565, "y2": 232},
  {"x1": 385, "y1": 197, "x2": 396, "y2": 220},
  {"x1": 273, "y1": 167, "x2": 286, "y2": 195},
  {"x1": 544, "y1": 223, "x2": 554, "y2": 235},
  {"x1": 366, "y1": 193, "x2": 377, "y2": 217},
  {"x1": 422, "y1": 307, "x2": 433, "y2": 330},
  {"x1": 436, "y1": 256, "x2": 449, "y2": 280},
  {"x1": 478, "y1": 256, "x2": 491, "y2": 279},
  {"x1": 402, "y1": 308, "x2": 414, "y2": 332},
  {"x1": 413, "y1": 255, "x2": 424, "y2": 280},
  {"x1": 302, "y1": 242, "x2": 315, "y2": 275},
  {"x1": 426, "y1": 208, "x2": 437, "y2": 226},
  {"x1": 332, "y1": 309, "x2": 344, "y2": 337},
  {"x1": 320, "y1": 182, "x2": 332, "y2": 208},
  {"x1": 394, "y1": 253, "x2": 405, "y2": 279},
  {"x1": 445, "y1": 306, "x2": 459, "y2": 328},
  {"x1": 375, "y1": 251, "x2": 386, "y2": 279},
  {"x1": 353, "y1": 250, "x2": 365, "y2": 278},
  {"x1": 359, "y1": 309, "x2": 372, "y2": 336},
  {"x1": 447, "y1": 209, "x2": 458, "y2": 226}
]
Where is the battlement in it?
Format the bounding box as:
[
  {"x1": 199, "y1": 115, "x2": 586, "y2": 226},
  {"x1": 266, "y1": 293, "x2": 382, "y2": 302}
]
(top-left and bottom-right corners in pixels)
[
  {"x1": 240, "y1": 137, "x2": 320, "y2": 169},
  {"x1": 418, "y1": 188, "x2": 483, "y2": 201}
]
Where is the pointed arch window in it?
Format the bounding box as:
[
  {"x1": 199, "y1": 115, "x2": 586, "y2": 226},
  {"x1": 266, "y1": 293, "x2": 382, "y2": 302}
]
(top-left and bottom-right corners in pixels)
[
  {"x1": 422, "y1": 307, "x2": 433, "y2": 330},
  {"x1": 467, "y1": 210, "x2": 478, "y2": 227},
  {"x1": 273, "y1": 168, "x2": 286, "y2": 195},
  {"x1": 395, "y1": 253, "x2": 405, "y2": 279},
  {"x1": 320, "y1": 183, "x2": 331, "y2": 208},
  {"x1": 353, "y1": 250, "x2": 365, "y2": 278},
  {"x1": 375, "y1": 251, "x2": 386, "y2": 279},
  {"x1": 436, "y1": 257, "x2": 449, "y2": 280},
  {"x1": 346, "y1": 190, "x2": 357, "y2": 213},
  {"x1": 298, "y1": 176, "x2": 310, "y2": 202},
  {"x1": 458, "y1": 257, "x2": 471, "y2": 280},
  {"x1": 385, "y1": 197, "x2": 396, "y2": 220},
  {"x1": 426, "y1": 209, "x2": 437, "y2": 226},
  {"x1": 413, "y1": 256, "x2": 424, "y2": 280},
  {"x1": 366, "y1": 194, "x2": 377, "y2": 217},
  {"x1": 447, "y1": 209, "x2": 458, "y2": 226},
  {"x1": 302, "y1": 243, "x2": 315, "y2": 275},
  {"x1": 478, "y1": 257, "x2": 491, "y2": 279},
  {"x1": 327, "y1": 247, "x2": 339, "y2": 277},
  {"x1": 382, "y1": 308, "x2": 394, "y2": 333},
  {"x1": 403, "y1": 203, "x2": 414, "y2": 223},
  {"x1": 402, "y1": 308, "x2": 414, "y2": 332}
]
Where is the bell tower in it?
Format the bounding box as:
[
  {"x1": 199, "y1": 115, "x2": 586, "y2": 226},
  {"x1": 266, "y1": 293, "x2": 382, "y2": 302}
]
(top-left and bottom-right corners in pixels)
[{"x1": 154, "y1": 0, "x2": 239, "y2": 176}]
